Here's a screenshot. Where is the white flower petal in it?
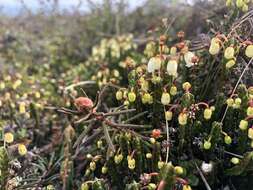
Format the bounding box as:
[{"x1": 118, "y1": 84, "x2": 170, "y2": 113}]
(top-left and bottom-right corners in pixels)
[
  {"x1": 167, "y1": 60, "x2": 178, "y2": 77},
  {"x1": 184, "y1": 51, "x2": 195, "y2": 68},
  {"x1": 147, "y1": 57, "x2": 161, "y2": 73}
]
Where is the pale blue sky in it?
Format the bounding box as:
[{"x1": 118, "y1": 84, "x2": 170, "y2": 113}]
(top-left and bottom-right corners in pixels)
[{"x1": 0, "y1": 0, "x2": 147, "y2": 15}]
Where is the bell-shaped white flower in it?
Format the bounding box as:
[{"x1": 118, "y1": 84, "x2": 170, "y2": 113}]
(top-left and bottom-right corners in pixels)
[
  {"x1": 201, "y1": 162, "x2": 213, "y2": 174},
  {"x1": 147, "y1": 57, "x2": 161, "y2": 73},
  {"x1": 161, "y1": 92, "x2": 171, "y2": 105},
  {"x1": 184, "y1": 51, "x2": 195, "y2": 68},
  {"x1": 167, "y1": 60, "x2": 178, "y2": 77}
]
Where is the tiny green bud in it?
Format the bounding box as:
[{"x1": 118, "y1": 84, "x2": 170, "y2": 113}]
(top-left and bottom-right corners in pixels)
[
  {"x1": 170, "y1": 85, "x2": 177, "y2": 96},
  {"x1": 178, "y1": 113, "x2": 188, "y2": 125},
  {"x1": 128, "y1": 157, "x2": 136, "y2": 170},
  {"x1": 231, "y1": 157, "x2": 240, "y2": 164},
  {"x1": 204, "y1": 140, "x2": 211, "y2": 150},
  {"x1": 236, "y1": 0, "x2": 244, "y2": 8},
  {"x1": 81, "y1": 183, "x2": 89, "y2": 190},
  {"x1": 224, "y1": 135, "x2": 232, "y2": 145},
  {"x1": 86, "y1": 154, "x2": 92, "y2": 159},
  {"x1": 128, "y1": 92, "x2": 136, "y2": 102},
  {"x1": 116, "y1": 90, "x2": 123, "y2": 100},
  {"x1": 97, "y1": 140, "x2": 103, "y2": 148},
  {"x1": 224, "y1": 46, "x2": 235, "y2": 59},
  {"x1": 146, "y1": 153, "x2": 152, "y2": 159},
  {"x1": 147, "y1": 183, "x2": 157, "y2": 190},
  {"x1": 209, "y1": 41, "x2": 220, "y2": 55},
  {"x1": 226, "y1": 98, "x2": 234, "y2": 107},
  {"x1": 204, "y1": 108, "x2": 212, "y2": 120},
  {"x1": 142, "y1": 93, "x2": 152, "y2": 104},
  {"x1": 235, "y1": 98, "x2": 241, "y2": 106},
  {"x1": 174, "y1": 166, "x2": 184, "y2": 175},
  {"x1": 247, "y1": 107, "x2": 253, "y2": 117},
  {"x1": 165, "y1": 111, "x2": 173, "y2": 121},
  {"x1": 102, "y1": 166, "x2": 108, "y2": 174},
  {"x1": 158, "y1": 161, "x2": 165, "y2": 169},
  {"x1": 242, "y1": 3, "x2": 248, "y2": 12},
  {"x1": 90, "y1": 161, "x2": 96, "y2": 171},
  {"x1": 124, "y1": 100, "x2": 130, "y2": 106},
  {"x1": 161, "y1": 92, "x2": 171, "y2": 105},
  {"x1": 114, "y1": 154, "x2": 123, "y2": 164},
  {"x1": 182, "y1": 82, "x2": 191, "y2": 91},
  {"x1": 150, "y1": 138, "x2": 156, "y2": 144},
  {"x1": 248, "y1": 128, "x2": 253, "y2": 139},
  {"x1": 226, "y1": 59, "x2": 236, "y2": 69},
  {"x1": 239, "y1": 120, "x2": 248, "y2": 130},
  {"x1": 245, "y1": 45, "x2": 253, "y2": 58}
]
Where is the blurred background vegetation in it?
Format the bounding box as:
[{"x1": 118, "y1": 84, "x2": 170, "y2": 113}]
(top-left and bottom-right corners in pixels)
[
  {"x1": 2, "y1": 1, "x2": 250, "y2": 189},
  {"x1": 0, "y1": 0, "x2": 225, "y2": 72}
]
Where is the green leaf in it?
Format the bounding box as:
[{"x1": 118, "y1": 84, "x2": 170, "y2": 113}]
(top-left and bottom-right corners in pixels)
[{"x1": 188, "y1": 174, "x2": 199, "y2": 186}]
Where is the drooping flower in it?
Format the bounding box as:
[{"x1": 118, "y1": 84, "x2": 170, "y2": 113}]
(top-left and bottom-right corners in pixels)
[
  {"x1": 247, "y1": 106, "x2": 253, "y2": 117},
  {"x1": 146, "y1": 153, "x2": 152, "y2": 159},
  {"x1": 19, "y1": 102, "x2": 26, "y2": 114},
  {"x1": 158, "y1": 161, "x2": 165, "y2": 169},
  {"x1": 89, "y1": 161, "x2": 96, "y2": 171},
  {"x1": 170, "y1": 46, "x2": 177, "y2": 55},
  {"x1": 4, "y1": 132, "x2": 14, "y2": 143},
  {"x1": 224, "y1": 46, "x2": 235, "y2": 59},
  {"x1": 165, "y1": 111, "x2": 173, "y2": 121},
  {"x1": 142, "y1": 93, "x2": 152, "y2": 104},
  {"x1": 203, "y1": 140, "x2": 211, "y2": 150},
  {"x1": 116, "y1": 90, "x2": 123, "y2": 100},
  {"x1": 248, "y1": 127, "x2": 253, "y2": 139},
  {"x1": 174, "y1": 166, "x2": 184, "y2": 175},
  {"x1": 101, "y1": 166, "x2": 108, "y2": 174},
  {"x1": 225, "y1": 59, "x2": 236, "y2": 69},
  {"x1": 184, "y1": 51, "x2": 195, "y2": 67},
  {"x1": 147, "y1": 56, "x2": 162, "y2": 73},
  {"x1": 182, "y1": 82, "x2": 191, "y2": 91},
  {"x1": 178, "y1": 112, "x2": 188, "y2": 125},
  {"x1": 226, "y1": 98, "x2": 234, "y2": 107},
  {"x1": 231, "y1": 157, "x2": 240, "y2": 164},
  {"x1": 224, "y1": 135, "x2": 232, "y2": 144},
  {"x1": 127, "y1": 156, "x2": 136, "y2": 170},
  {"x1": 201, "y1": 162, "x2": 213, "y2": 173},
  {"x1": 239, "y1": 120, "x2": 248, "y2": 130},
  {"x1": 167, "y1": 60, "x2": 178, "y2": 77},
  {"x1": 170, "y1": 85, "x2": 177, "y2": 96},
  {"x1": 18, "y1": 144, "x2": 27, "y2": 156},
  {"x1": 183, "y1": 185, "x2": 192, "y2": 190},
  {"x1": 114, "y1": 154, "x2": 123, "y2": 164},
  {"x1": 209, "y1": 38, "x2": 220, "y2": 55},
  {"x1": 242, "y1": 3, "x2": 249, "y2": 12},
  {"x1": 161, "y1": 92, "x2": 171, "y2": 105},
  {"x1": 236, "y1": 0, "x2": 244, "y2": 8},
  {"x1": 245, "y1": 45, "x2": 253, "y2": 58},
  {"x1": 204, "y1": 108, "x2": 212, "y2": 120},
  {"x1": 128, "y1": 92, "x2": 136, "y2": 103}
]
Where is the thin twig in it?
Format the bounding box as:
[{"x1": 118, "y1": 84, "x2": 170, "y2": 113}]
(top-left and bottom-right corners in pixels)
[
  {"x1": 194, "y1": 162, "x2": 212, "y2": 190},
  {"x1": 224, "y1": 150, "x2": 243, "y2": 159},
  {"x1": 64, "y1": 80, "x2": 96, "y2": 92},
  {"x1": 102, "y1": 124, "x2": 115, "y2": 153},
  {"x1": 123, "y1": 111, "x2": 149, "y2": 123},
  {"x1": 164, "y1": 107, "x2": 169, "y2": 163},
  {"x1": 104, "y1": 109, "x2": 136, "y2": 116}
]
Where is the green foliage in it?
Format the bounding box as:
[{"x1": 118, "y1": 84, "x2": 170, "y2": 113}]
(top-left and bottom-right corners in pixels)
[{"x1": 0, "y1": 0, "x2": 253, "y2": 190}]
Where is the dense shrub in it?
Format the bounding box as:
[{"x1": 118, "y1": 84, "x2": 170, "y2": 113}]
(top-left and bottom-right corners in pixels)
[{"x1": 0, "y1": 0, "x2": 253, "y2": 190}]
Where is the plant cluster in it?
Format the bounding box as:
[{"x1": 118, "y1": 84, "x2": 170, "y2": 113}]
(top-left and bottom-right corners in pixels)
[{"x1": 0, "y1": 1, "x2": 253, "y2": 190}]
